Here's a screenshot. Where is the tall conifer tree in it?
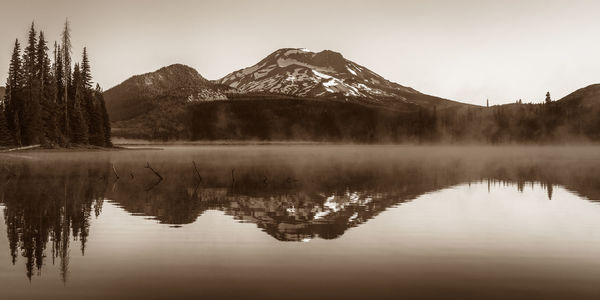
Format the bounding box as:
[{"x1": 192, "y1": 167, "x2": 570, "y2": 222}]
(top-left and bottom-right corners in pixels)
[
  {"x1": 95, "y1": 84, "x2": 111, "y2": 147},
  {"x1": 69, "y1": 63, "x2": 88, "y2": 144},
  {"x1": 54, "y1": 43, "x2": 67, "y2": 141},
  {"x1": 37, "y1": 31, "x2": 59, "y2": 144},
  {"x1": 5, "y1": 39, "x2": 24, "y2": 145},
  {"x1": 61, "y1": 19, "x2": 72, "y2": 140},
  {"x1": 21, "y1": 22, "x2": 42, "y2": 145},
  {"x1": 81, "y1": 48, "x2": 101, "y2": 145}
]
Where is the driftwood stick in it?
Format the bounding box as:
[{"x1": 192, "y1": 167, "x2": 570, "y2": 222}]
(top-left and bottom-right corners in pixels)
[
  {"x1": 112, "y1": 164, "x2": 120, "y2": 180},
  {"x1": 145, "y1": 162, "x2": 163, "y2": 180},
  {"x1": 192, "y1": 161, "x2": 202, "y2": 181},
  {"x1": 231, "y1": 168, "x2": 235, "y2": 184},
  {"x1": 0, "y1": 144, "x2": 41, "y2": 153},
  {"x1": 145, "y1": 178, "x2": 162, "y2": 191}
]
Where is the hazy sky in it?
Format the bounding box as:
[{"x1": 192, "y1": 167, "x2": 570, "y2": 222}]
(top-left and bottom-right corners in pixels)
[{"x1": 1, "y1": 0, "x2": 599, "y2": 105}]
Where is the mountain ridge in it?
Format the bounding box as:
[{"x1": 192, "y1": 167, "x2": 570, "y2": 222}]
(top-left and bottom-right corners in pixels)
[{"x1": 105, "y1": 48, "x2": 468, "y2": 122}]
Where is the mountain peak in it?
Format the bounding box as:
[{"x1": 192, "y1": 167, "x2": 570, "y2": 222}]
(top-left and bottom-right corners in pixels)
[
  {"x1": 157, "y1": 63, "x2": 200, "y2": 74},
  {"x1": 114, "y1": 64, "x2": 210, "y2": 92},
  {"x1": 218, "y1": 48, "x2": 418, "y2": 102}
]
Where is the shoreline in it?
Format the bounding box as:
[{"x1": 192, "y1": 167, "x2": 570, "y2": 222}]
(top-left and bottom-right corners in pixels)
[{"x1": 2, "y1": 141, "x2": 600, "y2": 154}]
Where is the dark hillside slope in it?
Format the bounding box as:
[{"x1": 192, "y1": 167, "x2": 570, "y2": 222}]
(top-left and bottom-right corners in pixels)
[
  {"x1": 113, "y1": 98, "x2": 437, "y2": 142},
  {"x1": 111, "y1": 84, "x2": 600, "y2": 143}
]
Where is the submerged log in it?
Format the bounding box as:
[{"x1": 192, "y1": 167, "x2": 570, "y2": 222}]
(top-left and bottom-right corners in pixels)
[
  {"x1": 192, "y1": 161, "x2": 202, "y2": 181},
  {"x1": 145, "y1": 162, "x2": 163, "y2": 180},
  {"x1": 112, "y1": 164, "x2": 120, "y2": 180}
]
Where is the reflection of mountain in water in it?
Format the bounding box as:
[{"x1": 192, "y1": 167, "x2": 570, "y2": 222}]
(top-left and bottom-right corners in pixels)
[
  {"x1": 105, "y1": 159, "x2": 459, "y2": 241},
  {"x1": 144, "y1": 188, "x2": 423, "y2": 241},
  {"x1": 1, "y1": 151, "x2": 600, "y2": 280}
]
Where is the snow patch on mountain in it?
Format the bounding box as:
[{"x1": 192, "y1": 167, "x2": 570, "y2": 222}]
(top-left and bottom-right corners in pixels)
[{"x1": 186, "y1": 88, "x2": 228, "y2": 102}]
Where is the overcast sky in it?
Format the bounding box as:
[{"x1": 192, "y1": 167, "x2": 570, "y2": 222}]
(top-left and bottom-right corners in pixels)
[{"x1": 1, "y1": 0, "x2": 599, "y2": 105}]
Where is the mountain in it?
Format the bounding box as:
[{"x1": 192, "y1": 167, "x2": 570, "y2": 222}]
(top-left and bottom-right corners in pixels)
[
  {"x1": 103, "y1": 50, "x2": 600, "y2": 143},
  {"x1": 104, "y1": 64, "x2": 233, "y2": 121},
  {"x1": 218, "y1": 48, "x2": 462, "y2": 109},
  {"x1": 105, "y1": 50, "x2": 467, "y2": 125}
]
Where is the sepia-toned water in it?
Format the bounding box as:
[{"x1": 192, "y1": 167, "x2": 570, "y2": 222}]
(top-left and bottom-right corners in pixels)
[{"x1": 1, "y1": 145, "x2": 600, "y2": 299}]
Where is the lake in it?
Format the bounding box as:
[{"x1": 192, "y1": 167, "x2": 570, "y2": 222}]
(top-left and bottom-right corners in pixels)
[{"x1": 1, "y1": 145, "x2": 600, "y2": 299}]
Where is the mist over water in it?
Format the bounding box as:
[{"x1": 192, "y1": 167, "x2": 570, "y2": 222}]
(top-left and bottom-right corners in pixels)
[{"x1": 1, "y1": 145, "x2": 600, "y2": 299}]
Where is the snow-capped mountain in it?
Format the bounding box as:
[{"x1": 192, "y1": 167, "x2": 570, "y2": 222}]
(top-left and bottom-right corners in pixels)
[
  {"x1": 105, "y1": 51, "x2": 467, "y2": 126},
  {"x1": 218, "y1": 48, "x2": 419, "y2": 102}
]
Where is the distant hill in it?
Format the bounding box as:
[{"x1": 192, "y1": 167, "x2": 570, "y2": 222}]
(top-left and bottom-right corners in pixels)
[
  {"x1": 558, "y1": 84, "x2": 600, "y2": 108},
  {"x1": 425, "y1": 84, "x2": 600, "y2": 143},
  {"x1": 104, "y1": 64, "x2": 234, "y2": 122}
]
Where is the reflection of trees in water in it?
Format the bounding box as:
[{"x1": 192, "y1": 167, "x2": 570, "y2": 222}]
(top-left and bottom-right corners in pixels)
[
  {"x1": 0, "y1": 162, "x2": 109, "y2": 281},
  {"x1": 1, "y1": 153, "x2": 600, "y2": 280}
]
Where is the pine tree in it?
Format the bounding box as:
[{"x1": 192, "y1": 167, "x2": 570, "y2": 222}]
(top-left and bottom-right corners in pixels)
[
  {"x1": 37, "y1": 31, "x2": 59, "y2": 145},
  {"x1": 23, "y1": 23, "x2": 37, "y2": 86},
  {"x1": 5, "y1": 39, "x2": 24, "y2": 146},
  {"x1": 87, "y1": 96, "x2": 104, "y2": 146},
  {"x1": 81, "y1": 47, "x2": 95, "y2": 143},
  {"x1": 61, "y1": 19, "x2": 72, "y2": 141},
  {"x1": 21, "y1": 22, "x2": 43, "y2": 145},
  {"x1": 96, "y1": 84, "x2": 112, "y2": 147},
  {"x1": 87, "y1": 83, "x2": 105, "y2": 146},
  {"x1": 81, "y1": 48, "x2": 92, "y2": 89},
  {"x1": 54, "y1": 43, "x2": 67, "y2": 141},
  {"x1": 545, "y1": 92, "x2": 551, "y2": 104},
  {"x1": 69, "y1": 63, "x2": 88, "y2": 144}
]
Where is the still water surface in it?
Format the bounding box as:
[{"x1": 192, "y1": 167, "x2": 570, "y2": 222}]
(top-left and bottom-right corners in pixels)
[{"x1": 1, "y1": 146, "x2": 600, "y2": 299}]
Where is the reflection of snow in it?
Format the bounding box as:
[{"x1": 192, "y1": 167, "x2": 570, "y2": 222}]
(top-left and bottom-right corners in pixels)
[
  {"x1": 312, "y1": 192, "x2": 373, "y2": 221},
  {"x1": 324, "y1": 195, "x2": 341, "y2": 212},
  {"x1": 313, "y1": 211, "x2": 330, "y2": 220}
]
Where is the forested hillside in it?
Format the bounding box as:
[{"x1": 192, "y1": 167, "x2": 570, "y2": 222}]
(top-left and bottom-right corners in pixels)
[{"x1": 112, "y1": 86, "x2": 600, "y2": 144}]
